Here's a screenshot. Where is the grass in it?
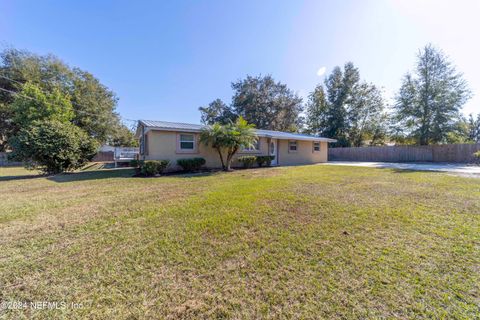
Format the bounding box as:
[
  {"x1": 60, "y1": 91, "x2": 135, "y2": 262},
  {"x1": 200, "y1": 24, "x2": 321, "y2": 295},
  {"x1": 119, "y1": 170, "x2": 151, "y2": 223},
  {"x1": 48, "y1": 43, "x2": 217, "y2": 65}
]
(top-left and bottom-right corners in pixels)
[{"x1": 0, "y1": 165, "x2": 479, "y2": 319}]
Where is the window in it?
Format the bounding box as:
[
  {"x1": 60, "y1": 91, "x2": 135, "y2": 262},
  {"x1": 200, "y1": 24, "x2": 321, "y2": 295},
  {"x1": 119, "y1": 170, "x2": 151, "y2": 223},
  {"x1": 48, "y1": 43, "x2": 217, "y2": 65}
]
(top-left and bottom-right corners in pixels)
[
  {"x1": 241, "y1": 140, "x2": 260, "y2": 152},
  {"x1": 289, "y1": 140, "x2": 297, "y2": 152},
  {"x1": 313, "y1": 141, "x2": 320, "y2": 152},
  {"x1": 179, "y1": 134, "x2": 195, "y2": 150}
]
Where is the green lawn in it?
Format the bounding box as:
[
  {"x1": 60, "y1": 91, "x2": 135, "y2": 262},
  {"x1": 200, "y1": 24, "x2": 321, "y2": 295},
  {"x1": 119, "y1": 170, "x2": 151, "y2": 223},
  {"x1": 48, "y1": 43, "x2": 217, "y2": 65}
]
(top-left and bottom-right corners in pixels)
[{"x1": 0, "y1": 165, "x2": 479, "y2": 319}]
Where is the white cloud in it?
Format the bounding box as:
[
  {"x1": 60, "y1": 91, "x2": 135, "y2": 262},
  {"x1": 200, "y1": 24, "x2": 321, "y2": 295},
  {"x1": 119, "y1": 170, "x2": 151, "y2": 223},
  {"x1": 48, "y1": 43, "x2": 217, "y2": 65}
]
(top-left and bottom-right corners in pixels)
[{"x1": 316, "y1": 66, "x2": 326, "y2": 77}]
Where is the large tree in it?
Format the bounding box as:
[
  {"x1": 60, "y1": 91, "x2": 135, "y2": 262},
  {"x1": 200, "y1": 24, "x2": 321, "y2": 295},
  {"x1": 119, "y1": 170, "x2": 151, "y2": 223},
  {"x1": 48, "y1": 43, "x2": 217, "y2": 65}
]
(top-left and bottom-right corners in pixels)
[
  {"x1": 0, "y1": 48, "x2": 135, "y2": 148},
  {"x1": 7, "y1": 81, "x2": 98, "y2": 173},
  {"x1": 9, "y1": 120, "x2": 98, "y2": 174},
  {"x1": 305, "y1": 62, "x2": 387, "y2": 147},
  {"x1": 10, "y1": 82, "x2": 74, "y2": 128},
  {"x1": 304, "y1": 85, "x2": 328, "y2": 136},
  {"x1": 231, "y1": 75, "x2": 303, "y2": 132},
  {"x1": 393, "y1": 45, "x2": 471, "y2": 145},
  {"x1": 466, "y1": 113, "x2": 480, "y2": 142},
  {"x1": 348, "y1": 82, "x2": 387, "y2": 147},
  {"x1": 199, "y1": 98, "x2": 236, "y2": 125}
]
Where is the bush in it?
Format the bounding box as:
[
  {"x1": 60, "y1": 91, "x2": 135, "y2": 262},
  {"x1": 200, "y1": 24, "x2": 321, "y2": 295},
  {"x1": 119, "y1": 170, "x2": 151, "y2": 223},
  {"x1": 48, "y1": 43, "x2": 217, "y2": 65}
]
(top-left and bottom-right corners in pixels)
[
  {"x1": 473, "y1": 151, "x2": 480, "y2": 164},
  {"x1": 9, "y1": 120, "x2": 99, "y2": 174},
  {"x1": 238, "y1": 156, "x2": 256, "y2": 168},
  {"x1": 129, "y1": 159, "x2": 141, "y2": 168},
  {"x1": 139, "y1": 160, "x2": 169, "y2": 176},
  {"x1": 256, "y1": 155, "x2": 275, "y2": 167},
  {"x1": 177, "y1": 157, "x2": 206, "y2": 172}
]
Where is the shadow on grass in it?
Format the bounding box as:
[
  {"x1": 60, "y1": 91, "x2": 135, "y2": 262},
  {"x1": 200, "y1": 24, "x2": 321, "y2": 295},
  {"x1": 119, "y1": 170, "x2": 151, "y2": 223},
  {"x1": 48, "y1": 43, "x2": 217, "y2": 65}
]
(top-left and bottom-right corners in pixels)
[
  {"x1": 389, "y1": 168, "x2": 425, "y2": 174},
  {"x1": 1, "y1": 167, "x2": 222, "y2": 183},
  {"x1": 50, "y1": 168, "x2": 222, "y2": 183},
  {"x1": 0, "y1": 174, "x2": 46, "y2": 182},
  {"x1": 48, "y1": 168, "x2": 135, "y2": 183},
  {"x1": 164, "y1": 170, "x2": 222, "y2": 179}
]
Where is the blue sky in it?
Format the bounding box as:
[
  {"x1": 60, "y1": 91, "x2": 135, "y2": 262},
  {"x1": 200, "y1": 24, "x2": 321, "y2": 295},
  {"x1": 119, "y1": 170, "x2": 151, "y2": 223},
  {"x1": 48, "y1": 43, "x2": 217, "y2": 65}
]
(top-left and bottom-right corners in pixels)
[{"x1": 2, "y1": 0, "x2": 479, "y2": 125}]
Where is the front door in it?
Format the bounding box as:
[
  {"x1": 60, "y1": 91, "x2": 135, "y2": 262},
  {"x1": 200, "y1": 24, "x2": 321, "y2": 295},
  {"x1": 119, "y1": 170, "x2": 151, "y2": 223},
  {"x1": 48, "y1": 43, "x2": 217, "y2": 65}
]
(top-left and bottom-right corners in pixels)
[{"x1": 270, "y1": 139, "x2": 277, "y2": 165}]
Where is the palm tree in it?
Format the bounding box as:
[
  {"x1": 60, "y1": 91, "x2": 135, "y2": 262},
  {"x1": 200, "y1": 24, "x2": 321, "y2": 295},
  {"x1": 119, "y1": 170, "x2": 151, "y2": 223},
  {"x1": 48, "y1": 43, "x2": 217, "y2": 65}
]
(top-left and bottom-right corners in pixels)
[{"x1": 200, "y1": 117, "x2": 257, "y2": 171}]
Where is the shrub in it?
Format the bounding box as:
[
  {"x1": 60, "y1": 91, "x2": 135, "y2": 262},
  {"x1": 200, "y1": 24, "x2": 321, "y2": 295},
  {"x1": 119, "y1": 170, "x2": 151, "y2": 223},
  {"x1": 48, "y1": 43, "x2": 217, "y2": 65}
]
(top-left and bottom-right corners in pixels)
[
  {"x1": 139, "y1": 160, "x2": 169, "y2": 176},
  {"x1": 200, "y1": 117, "x2": 257, "y2": 171},
  {"x1": 177, "y1": 157, "x2": 206, "y2": 172},
  {"x1": 238, "y1": 156, "x2": 256, "y2": 168},
  {"x1": 256, "y1": 155, "x2": 275, "y2": 167},
  {"x1": 129, "y1": 159, "x2": 141, "y2": 168},
  {"x1": 9, "y1": 120, "x2": 98, "y2": 174},
  {"x1": 473, "y1": 151, "x2": 480, "y2": 164}
]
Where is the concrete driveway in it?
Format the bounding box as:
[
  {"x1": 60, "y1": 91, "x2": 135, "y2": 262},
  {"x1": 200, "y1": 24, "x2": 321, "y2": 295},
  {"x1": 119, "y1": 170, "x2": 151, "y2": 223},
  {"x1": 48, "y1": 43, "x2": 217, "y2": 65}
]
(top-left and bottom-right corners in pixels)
[{"x1": 324, "y1": 161, "x2": 480, "y2": 175}]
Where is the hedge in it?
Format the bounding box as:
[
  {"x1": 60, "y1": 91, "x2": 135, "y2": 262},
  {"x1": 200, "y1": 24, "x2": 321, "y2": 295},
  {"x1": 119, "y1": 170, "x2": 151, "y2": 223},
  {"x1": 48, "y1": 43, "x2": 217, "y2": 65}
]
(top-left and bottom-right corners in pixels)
[
  {"x1": 177, "y1": 157, "x2": 206, "y2": 172},
  {"x1": 238, "y1": 156, "x2": 256, "y2": 168}
]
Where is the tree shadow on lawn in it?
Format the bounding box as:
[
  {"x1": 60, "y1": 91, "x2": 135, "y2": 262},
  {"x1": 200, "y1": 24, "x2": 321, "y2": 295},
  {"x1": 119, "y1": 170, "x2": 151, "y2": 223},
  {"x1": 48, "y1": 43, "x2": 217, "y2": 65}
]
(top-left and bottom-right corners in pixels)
[
  {"x1": 1, "y1": 168, "x2": 135, "y2": 183},
  {"x1": 0, "y1": 174, "x2": 46, "y2": 182},
  {"x1": 50, "y1": 168, "x2": 223, "y2": 183},
  {"x1": 1, "y1": 167, "x2": 223, "y2": 183},
  {"x1": 48, "y1": 168, "x2": 135, "y2": 183}
]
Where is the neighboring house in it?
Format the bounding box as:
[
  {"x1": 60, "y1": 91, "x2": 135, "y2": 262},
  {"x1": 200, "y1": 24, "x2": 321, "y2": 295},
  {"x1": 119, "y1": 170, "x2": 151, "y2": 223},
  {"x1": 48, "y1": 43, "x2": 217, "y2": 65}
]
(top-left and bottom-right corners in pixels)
[{"x1": 135, "y1": 120, "x2": 337, "y2": 169}]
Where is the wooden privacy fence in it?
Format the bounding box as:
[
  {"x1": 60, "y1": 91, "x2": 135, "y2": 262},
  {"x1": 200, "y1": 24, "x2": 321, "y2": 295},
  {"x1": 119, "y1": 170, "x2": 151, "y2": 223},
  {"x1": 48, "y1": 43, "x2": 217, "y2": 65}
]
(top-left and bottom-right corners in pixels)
[
  {"x1": 92, "y1": 151, "x2": 114, "y2": 162},
  {"x1": 328, "y1": 143, "x2": 480, "y2": 163}
]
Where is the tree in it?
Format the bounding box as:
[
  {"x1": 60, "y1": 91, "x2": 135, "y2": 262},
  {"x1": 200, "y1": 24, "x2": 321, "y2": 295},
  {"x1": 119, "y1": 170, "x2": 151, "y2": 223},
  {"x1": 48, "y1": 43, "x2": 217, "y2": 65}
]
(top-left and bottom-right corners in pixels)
[
  {"x1": 393, "y1": 44, "x2": 471, "y2": 145},
  {"x1": 305, "y1": 62, "x2": 388, "y2": 147},
  {"x1": 348, "y1": 83, "x2": 387, "y2": 147},
  {"x1": 322, "y1": 63, "x2": 360, "y2": 146},
  {"x1": 199, "y1": 98, "x2": 236, "y2": 125},
  {"x1": 445, "y1": 119, "x2": 471, "y2": 144},
  {"x1": 69, "y1": 68, "x2": 121, "y2": 142},
  {"x1": 10, "y1": 82, "x2": 74, "y2": 128},
  {"x1": 467, "y1": 113, "x2": 480, "y2": 142},
  {"x1": 0, "y1": 102, "x2": 13, "y2": 151},
  {"x1": 7, "y1": 81, "x2": 101, "y2": 173},
  {"x1": 200, "y1": 117, "x2": 257, "y2": 171},
  {"x1": 108, "y1": 123, "x2": 139, "y2": 147},
  {"x1": 304, "y1": 85, "x2": 328, "y2": 135},
  {"x1": 231, "y1": 75, "x2": 303, "y2": 132},
  {"x1": 9, "y1": 120, "x2": 99, "y2": 174},
  {"x1": 0, "y1": 48, "x2": 132, "y2": 146}
]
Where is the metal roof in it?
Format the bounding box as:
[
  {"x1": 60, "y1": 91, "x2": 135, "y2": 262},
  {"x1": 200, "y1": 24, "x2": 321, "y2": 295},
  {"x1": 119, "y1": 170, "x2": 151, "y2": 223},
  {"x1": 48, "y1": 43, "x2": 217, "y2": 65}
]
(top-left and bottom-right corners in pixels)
[
  {"x1": 138, "y1": 119, "x2": 337, "y2": 142},
  {"x1": 139, "y1": 120, "x2": 204, "y2": 131}
]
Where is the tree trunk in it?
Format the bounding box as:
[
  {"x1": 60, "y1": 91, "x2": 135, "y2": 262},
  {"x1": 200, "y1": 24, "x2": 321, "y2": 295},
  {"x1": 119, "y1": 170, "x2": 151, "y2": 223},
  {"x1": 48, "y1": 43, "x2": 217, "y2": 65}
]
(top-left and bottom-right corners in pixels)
[
  {"x1": 225, "y1": 147, "x2": 238, "y2": 171},
  {"x1": 216, "y1": 147, "x2": 226, "y2": 170},
  {"x1": 226, "y1": 151, "x2": 233, "y2": 171}
]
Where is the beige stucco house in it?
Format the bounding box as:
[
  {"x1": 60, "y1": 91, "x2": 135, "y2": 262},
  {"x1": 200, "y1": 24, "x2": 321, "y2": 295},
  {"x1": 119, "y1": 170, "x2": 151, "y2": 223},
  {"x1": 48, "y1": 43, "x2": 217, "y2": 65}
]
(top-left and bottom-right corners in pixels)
[{"x1": 135, "y1": 120, "x2": 336, "y2": 170}]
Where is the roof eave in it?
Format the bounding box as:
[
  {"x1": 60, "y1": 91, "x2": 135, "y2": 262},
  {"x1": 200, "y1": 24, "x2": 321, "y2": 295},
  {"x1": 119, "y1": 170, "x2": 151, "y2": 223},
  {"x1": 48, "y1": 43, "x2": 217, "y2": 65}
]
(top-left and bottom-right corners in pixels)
[{"x1": 145, "y1": 127, "x2": 202, "y2": 133}]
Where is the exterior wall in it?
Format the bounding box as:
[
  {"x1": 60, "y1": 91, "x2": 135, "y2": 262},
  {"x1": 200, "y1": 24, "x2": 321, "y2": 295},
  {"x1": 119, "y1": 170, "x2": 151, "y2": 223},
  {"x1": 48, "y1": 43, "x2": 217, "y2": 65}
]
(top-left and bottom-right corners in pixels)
[
  {"x1": 142, "y1": 129, "x2": 329, "y2": 170},
  {"x1": 143, "y1": 130, "x2": 270, "y2": 170},
  {"x1": 277, "y1": 140, "x2": 328, "y2": 165}
]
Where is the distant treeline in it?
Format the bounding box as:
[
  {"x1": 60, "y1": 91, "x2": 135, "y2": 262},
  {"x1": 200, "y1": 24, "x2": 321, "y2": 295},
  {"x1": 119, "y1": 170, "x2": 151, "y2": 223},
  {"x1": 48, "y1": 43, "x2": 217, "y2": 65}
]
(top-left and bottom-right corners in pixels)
[{"x1": 199, "y1": 44, "x2": 479, "y2": 147}]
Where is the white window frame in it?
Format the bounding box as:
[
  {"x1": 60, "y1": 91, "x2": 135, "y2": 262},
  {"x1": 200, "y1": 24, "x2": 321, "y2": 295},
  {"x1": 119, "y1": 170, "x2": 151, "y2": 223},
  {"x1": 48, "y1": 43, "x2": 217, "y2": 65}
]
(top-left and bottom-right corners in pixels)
[
  {"x1": 177, "y1": 133, "x2": 197, "y2": 153},
  {"x1": 313, "y1": 141, "x2": 321, "y2": 152},
  {"x1": 288, "y1": 140, "x2": 298, "y2": 153}
]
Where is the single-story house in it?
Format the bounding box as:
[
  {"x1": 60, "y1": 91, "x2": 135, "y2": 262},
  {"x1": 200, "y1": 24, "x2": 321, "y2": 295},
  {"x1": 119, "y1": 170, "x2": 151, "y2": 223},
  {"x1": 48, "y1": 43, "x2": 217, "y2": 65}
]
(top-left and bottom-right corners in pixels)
[{"x1": 135, "y1": 120, "x2": 337, "y2": 170}]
